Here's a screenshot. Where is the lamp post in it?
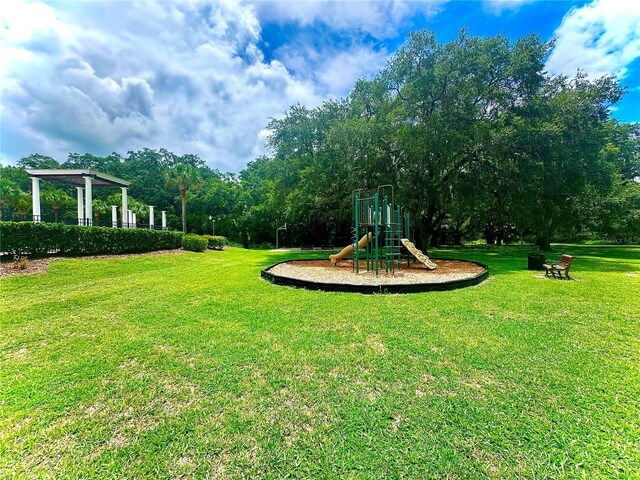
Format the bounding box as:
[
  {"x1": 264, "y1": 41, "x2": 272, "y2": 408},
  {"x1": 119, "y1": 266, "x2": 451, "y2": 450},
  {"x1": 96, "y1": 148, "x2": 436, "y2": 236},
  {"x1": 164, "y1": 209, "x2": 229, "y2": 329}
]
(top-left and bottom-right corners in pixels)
[
  {"x1": 209, "y1": 215, "x2": 216, "y2": 236},
  {"x1": 276, "y1": 223, "x2": 287, "y2": 249}
]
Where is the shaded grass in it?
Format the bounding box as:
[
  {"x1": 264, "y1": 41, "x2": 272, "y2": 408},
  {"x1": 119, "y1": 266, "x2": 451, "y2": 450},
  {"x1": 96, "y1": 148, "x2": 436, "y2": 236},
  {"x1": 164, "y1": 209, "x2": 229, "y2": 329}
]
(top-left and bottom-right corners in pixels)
[{"x1": 1, "y1": 245, "x2": 639, "y2": 479}]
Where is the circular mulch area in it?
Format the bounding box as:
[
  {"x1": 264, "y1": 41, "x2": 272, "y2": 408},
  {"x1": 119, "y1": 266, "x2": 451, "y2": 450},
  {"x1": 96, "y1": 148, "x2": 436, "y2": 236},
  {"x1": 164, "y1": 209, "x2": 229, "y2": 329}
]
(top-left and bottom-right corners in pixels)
[{"x1": 262, "y1": 258, "x2": 488, "y2": 294}]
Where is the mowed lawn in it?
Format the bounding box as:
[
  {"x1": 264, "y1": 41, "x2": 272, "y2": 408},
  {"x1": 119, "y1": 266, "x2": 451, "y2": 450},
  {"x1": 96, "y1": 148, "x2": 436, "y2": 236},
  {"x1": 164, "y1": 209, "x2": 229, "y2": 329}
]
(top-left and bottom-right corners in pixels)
[{"x1": 1, "y1": 246, "x2": 639, "y2": 479}]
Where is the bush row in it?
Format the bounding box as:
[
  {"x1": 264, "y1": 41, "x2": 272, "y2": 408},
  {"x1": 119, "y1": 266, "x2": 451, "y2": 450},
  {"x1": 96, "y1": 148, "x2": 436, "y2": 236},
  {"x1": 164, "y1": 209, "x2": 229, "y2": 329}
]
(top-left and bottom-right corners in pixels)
[
  {"x1": 182, "y1": 234, "x2": 209, "y2": 252},
  {"x1": 0, "y1": 221, "x2": 183, "y2": 257},
  {"x1": 202, "y1": 235, "x2": 228, "y2": 249}
]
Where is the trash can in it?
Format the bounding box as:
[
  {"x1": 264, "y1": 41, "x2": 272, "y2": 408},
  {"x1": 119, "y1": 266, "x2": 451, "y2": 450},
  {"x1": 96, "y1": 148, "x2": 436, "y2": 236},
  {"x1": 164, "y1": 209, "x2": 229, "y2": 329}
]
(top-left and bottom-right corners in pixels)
[{"x1": 528, "y1": 252, "x2": 545, "y2": 270}]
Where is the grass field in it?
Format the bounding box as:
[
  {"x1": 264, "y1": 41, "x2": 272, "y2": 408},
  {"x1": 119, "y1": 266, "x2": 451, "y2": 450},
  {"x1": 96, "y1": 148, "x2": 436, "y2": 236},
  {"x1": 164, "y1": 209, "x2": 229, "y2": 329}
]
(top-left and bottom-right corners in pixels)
[{"x1": 1, "y1": 245, "x2": 639, "y2": 479}]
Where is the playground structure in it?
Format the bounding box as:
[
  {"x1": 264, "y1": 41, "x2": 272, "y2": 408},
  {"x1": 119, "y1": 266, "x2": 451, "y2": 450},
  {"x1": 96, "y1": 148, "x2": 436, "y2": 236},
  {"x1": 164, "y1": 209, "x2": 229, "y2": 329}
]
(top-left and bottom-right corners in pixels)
[
  {"x1": 330, "y1": 185, "x2": 437, "y2": 274},
  {"x1": 262, "y1": 184, "x2": 488, "y2": 294}
]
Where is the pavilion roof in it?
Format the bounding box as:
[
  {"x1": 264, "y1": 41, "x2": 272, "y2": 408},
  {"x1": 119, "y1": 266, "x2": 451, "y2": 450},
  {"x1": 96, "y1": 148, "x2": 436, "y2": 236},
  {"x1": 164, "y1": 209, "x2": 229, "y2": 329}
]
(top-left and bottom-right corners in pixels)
[{"x1": 26, "y1": 169, "x2": 130, "y2": 187}]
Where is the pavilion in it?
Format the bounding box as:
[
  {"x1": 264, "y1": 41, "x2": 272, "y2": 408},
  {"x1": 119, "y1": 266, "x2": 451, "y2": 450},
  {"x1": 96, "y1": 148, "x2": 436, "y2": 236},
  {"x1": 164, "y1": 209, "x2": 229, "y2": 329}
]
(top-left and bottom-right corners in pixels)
[{"x1": 25, "y1": 169, "x2": 166, "y2": 229}]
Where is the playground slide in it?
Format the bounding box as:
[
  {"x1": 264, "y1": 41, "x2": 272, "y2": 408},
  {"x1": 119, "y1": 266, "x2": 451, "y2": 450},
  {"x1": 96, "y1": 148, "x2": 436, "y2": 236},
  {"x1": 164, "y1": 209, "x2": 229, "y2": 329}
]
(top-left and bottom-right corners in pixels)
[
  {"x1": 329, "y1": 232, "x2": 373, "y2": 265},
  {"x1": 401, "y1": 238, "x2": 437, "y2": 270}
]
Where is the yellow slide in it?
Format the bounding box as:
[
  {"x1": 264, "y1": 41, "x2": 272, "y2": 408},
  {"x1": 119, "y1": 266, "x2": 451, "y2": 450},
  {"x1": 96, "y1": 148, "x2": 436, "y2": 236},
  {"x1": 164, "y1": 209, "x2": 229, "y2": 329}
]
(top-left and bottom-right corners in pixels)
[
  {"x1": 330, "y1": 232, "x2": 373, "y2": 265},
  {"x1": 400, "y1": 238, "x2": 437, "y2": 270}
]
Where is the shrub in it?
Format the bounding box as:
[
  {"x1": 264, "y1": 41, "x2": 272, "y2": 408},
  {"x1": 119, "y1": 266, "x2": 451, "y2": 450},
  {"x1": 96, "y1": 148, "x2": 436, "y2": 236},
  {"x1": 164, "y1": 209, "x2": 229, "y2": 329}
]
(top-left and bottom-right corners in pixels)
[
  {"x1": 203, "y1": 235, "x2": 228, "y2": 250},
  {"x1": 14, "y1": 255, "x2": 30, "y2": 270},
  {"x1": 182, "y1": 234, "x2": 208, "y2": 252},
  {"x1": 0, "y1": 221, "x2": 183, "y2": 257}
]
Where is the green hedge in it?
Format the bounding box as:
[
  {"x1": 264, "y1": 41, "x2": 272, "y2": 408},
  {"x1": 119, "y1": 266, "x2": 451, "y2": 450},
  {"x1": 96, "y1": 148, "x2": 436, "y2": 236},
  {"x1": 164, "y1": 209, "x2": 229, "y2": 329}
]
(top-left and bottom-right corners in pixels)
[
  {"x1": 0, "y1": 222, "x2": 183, "y2": 257},
  {"x1": 182, "y1": 234, "x2": 208, "y2": 252},
  {"x1": 203, "y1": 235, "x2": 228, "y2": 249}
]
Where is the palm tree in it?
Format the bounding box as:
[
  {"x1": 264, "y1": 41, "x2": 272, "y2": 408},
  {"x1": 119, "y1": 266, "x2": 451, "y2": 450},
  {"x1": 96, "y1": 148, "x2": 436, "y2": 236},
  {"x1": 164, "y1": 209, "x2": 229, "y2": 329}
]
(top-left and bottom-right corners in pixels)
[
  {"x1": 0, "y1": 179, "x2": 20, "y2": 220},
  {"x1": 12, "y1": 192, "x2": 31, "y2": 221},
  {"x1": 106, "y1": 193, "x2": 148, "y2": 227},
  {"x1": 127, "y1": 198, "x2": 147, "y2": 227},
  {"x1": 164, "y1": 163, "x2": 201, "y2": 233},
  {"x1": 92, "y1": 199, "x2": 109, "y2": 226},
  {"x1": 43, "y1": 189, "x2": 73, "y2": 222}
]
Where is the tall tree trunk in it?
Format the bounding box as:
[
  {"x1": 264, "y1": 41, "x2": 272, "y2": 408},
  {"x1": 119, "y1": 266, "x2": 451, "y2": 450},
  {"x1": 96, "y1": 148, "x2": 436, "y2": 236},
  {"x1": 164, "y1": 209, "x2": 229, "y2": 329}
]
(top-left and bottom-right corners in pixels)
[
  {"x1": 54, "y1": 207, "x2": 59, "y2": 222},
  {"x1": 536, "y1": 216, "x2": 553, "y2": 251},
  {"x1": 415, "y1": 216, "x2": 430, "y2": 251},
  {"x1": 430, "y1": 229, "x2": 441, "y2": 248},
  {"x1": 536, "y1": 167, "x2": 553, "y2": 251},
  {"x1": 418, "y1": 204, "x2": 443, "y2": 249},
  {"x1": 536, "y1": 232, "x2": 552, "y2": 251},
  {"x1": 484, "y1": 223, "x2": 495, "y2": 245},
  {"x1": 181, "y1": 189, "x2": 187, "y2": 233}
]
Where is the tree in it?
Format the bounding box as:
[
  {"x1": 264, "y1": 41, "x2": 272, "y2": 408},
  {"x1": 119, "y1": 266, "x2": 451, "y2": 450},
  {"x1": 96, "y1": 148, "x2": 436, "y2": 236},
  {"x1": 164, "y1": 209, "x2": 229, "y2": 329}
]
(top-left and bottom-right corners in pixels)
[
  {"x1": 184, "y1": 172, "x2": 250, "y2": 236},
  {"x1": 119, "y1": 149, "x2": 177, "y2": 209},
  {"x1": 11, "y1": 192, "x2": 32, "y2": 221},
  {"x1": 164, "y1": 163, "x2": 202, "y2": 233},
  {"x1": 106, "y1": 193, "x2": 148, "y2": 226},
  {"x1": 341, "y1": 30, "x2": 551, "y2": 247},
  {"x1": 0, "y1": 165, "x2": 31, "y2": 192},
  {"x1": 64, "y1": 153, "x2": 106, "y2": 170},
  {"x1": 92, "y1": 199, "x2": 109, "y2": 225},
  {"x1": 501, "y1": 74, "x2": 624, "y2": 249},
  {"x1": 42, "y1": 189, "x2": 74, "y2": 222},
  {"x1": 129, "y1": 198, "x2": 148, "y2": 225},
  {"x1": 18, "y1": 154, "x2": 60, "y2": 169},
  {"x1": 0, "y1": 178, "x2": 21, "y2": 220}
]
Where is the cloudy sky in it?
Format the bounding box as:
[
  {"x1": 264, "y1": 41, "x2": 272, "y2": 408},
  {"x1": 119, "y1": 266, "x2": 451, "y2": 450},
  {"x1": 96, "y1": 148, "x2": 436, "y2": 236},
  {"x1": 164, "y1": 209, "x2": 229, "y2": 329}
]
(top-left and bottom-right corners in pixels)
[{"x1": 1, "y1": 0, "x2": 639, "y2": 172}]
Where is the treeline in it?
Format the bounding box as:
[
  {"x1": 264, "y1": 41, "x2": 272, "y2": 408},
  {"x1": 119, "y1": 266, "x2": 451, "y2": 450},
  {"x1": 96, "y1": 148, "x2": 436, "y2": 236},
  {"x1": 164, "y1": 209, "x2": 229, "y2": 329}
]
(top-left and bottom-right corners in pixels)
[
  {"x1": 257, "y1": 30, "x2": 640, "y2": 249},
  {"x1": 1, "y1": 30, "x2": 639, "y2": 249}
]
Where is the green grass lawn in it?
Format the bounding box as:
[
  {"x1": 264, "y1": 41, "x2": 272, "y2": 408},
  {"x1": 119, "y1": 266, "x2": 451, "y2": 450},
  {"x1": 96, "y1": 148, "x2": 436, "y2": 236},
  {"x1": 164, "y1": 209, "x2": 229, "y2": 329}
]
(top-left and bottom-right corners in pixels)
[{"x1": 1, "y1": 245, "x2": 639, "y2": 479}]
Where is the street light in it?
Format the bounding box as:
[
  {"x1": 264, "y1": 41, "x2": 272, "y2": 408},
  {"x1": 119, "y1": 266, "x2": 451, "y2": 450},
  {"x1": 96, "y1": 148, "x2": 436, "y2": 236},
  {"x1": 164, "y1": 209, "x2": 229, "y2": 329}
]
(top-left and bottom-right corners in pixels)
[
  {"x1": 209, "y1": 215, "x2": 216, "y2": 236},
  {"x1": 276, "y1": 223, "x2": 287, "y2": 249}
]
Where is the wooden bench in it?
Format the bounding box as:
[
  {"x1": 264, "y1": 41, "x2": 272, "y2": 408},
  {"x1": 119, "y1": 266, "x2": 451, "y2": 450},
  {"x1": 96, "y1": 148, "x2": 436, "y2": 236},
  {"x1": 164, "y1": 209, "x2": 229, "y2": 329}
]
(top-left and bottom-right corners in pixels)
[{"x1": 543, "y1": 254, "x2": 575, "y2": 280}]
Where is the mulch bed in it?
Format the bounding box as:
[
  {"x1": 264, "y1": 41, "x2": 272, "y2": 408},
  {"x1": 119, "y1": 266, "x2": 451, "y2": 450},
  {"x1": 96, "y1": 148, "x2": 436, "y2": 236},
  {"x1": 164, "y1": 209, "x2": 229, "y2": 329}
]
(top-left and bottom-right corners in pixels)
[
  {"x1": 0, "y1": 258, "x2": 56, "y2": 278},
  {"x1": 270, "y1": 259, "x2": 485, "y2": 286},
  {"x1": 0, "y1": 249, "x2": 185, "y2": 278}
]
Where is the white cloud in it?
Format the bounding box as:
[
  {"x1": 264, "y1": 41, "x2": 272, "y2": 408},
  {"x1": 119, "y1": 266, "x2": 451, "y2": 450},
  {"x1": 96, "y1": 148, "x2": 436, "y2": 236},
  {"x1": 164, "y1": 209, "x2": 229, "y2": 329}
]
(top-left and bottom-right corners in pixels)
[
  {"x1": 0, "y1": 0, "x2": 330, "y2": 171},
  {"x1": 317, "y1": 47, "x2": 389, "y2": 93},
  {"x1": 274, "y1": 40, "x2": 389, "y2": 96},
  {"x1": 254, "y1": 0, "x2": 446, "y2": 38},
  {"x1": 546, "y1": 0, "x2": 640, "y2": 79},
  {"x1": 0, "y1": 0, "x2": 454, "y2": 171},
  {"x1": 483, "y1": 0, "x2": 533, "y2": 15}
]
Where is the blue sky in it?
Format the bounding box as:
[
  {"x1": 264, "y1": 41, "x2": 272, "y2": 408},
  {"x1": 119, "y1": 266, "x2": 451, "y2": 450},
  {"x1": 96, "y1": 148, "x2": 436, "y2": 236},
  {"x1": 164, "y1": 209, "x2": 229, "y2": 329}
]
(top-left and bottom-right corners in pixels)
[{"x1": 1, "y1": 0, "x2": 639, "y2": 172}]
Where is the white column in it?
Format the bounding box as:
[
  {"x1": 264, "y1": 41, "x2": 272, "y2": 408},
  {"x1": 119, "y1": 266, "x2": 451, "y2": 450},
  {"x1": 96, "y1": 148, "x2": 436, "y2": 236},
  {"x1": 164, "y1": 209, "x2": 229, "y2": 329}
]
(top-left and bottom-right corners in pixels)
[
  {"x1": 161, "y1": 211, "x2": 167, "y2": 230},
  {"x1": 31, "y1": 177, "x2": 41, "y2": 222},
  {"x1": 84, "y1": 176, "x2": 93, "y2": 226},
  {"x1": 76, "y1": 187, "x2": 84, "y2": 225},
  {"x1": 111, "y1": 205, "x2": 118, "y2": 228},
  {"x1": 132, "y1": 213, "x2": 137, "y2": 228},
  {"x1": 127, "y1": 210, "x2": 132, "y2": 228},
  {"x1": 121, "y1": 187, "x2": 128, "y2": 228},
  {"x1": 149, "y1": 206, "x2": 155, "y2": 229}
]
